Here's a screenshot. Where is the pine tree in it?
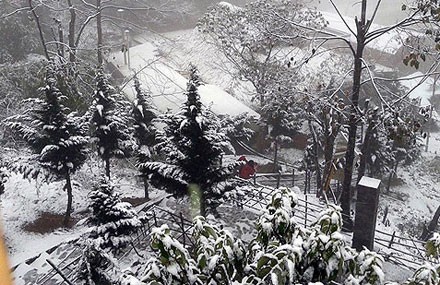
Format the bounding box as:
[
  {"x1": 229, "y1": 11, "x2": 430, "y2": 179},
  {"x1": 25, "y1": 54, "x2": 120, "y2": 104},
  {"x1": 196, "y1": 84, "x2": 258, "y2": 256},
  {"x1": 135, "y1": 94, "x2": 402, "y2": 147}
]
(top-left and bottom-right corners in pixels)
[
  {"x1": 90, "y1": 71, "x2": 133, "y2": 179},
  {"x1": 6, "y1": 64, "x2": 88, "y2": 226},
  {"x1": 88, "y1": 178, "x2": 143, "y2": 252},
  {"x1": 138, "y1": 67, "x2": 236, "y2": 217},
  {"x1": 0, "y1": 166, "x2": 7, "y2": 195},
  {"x1": 132, "y1": 77, "x2": 156, "y2": 148},
  {"x1": 131, "y1": 78, "x2": 156, "y2": 199}
]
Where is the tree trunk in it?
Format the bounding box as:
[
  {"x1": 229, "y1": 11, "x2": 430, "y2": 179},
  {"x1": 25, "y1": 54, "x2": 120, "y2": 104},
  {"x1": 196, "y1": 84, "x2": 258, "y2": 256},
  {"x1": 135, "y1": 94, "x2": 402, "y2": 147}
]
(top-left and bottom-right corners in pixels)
[
  {"x1": 341, "y1": 0, "x2": 367, "y2": 231},
  {"x1": 308, "y1": 119, "x2": 322, "y2": 197},
  {"x1": 273, "y1": 138, "x2": 278, "y2": 167},
  {"x1": 357, "y1": 121, "x2": 374, "y2": 182},
  {"x1": 96, "y1": 0, "x2": 103, "y2": 66},
  {"x1": 105, "y1": 157, "x2": 110, "y2": 179},
  {"x1": 28, "y1": 0, "x2": 50, "y2": 60},
  {"x1": 143, "y1": 176, "x2": 150, "y2": 200},
  {"x1": 420, "y1": 205, "x2": 440, "y2": 240},
  {"x1": 57, "y1": 22, "x2": 64, "y2": 58},
  {"x1": 322, "y1": 130, "x2": 337, "y2": 191},
  {"x1": 67, "y1": 0, "x2": 76, "y2": 64},
  {"x1": 63, "y1": 171, "x2": 73, "y2": 227}
]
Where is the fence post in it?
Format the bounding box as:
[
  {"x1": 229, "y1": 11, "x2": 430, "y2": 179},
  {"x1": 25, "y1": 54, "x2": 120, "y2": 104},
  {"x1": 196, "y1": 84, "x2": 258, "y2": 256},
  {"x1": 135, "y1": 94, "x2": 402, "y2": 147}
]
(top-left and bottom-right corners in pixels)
[
  {"x1": 153, "y1": 210, "x2": 158, "y2": 226},
  {"x1": 382, "y1": 206, "x2": 389, "y2": 224},
  {"x1": 352, "y1": 176, "x2": 381, "y2": 251},
  {"x1": 305, "y1": 195, "x2": 308, "y2": 227},
  {"x1": 253, "y1": 174, "x2": 256, "y2": 185},
  {"x1": 180, "y1": 212, "x2": 186, "y2": 247},
  {"x1": 276, "y1": 171, "x2": 281, "y2": 188},
  {"x1": 304, "y1": 170, "x2": 308, "y2": 195},
  {"x1": 388, "y1": 231, "x2": 396, "y2": 248},
  {"x1": 292, "y1": 168, "x2": 295, "y2": 187}
]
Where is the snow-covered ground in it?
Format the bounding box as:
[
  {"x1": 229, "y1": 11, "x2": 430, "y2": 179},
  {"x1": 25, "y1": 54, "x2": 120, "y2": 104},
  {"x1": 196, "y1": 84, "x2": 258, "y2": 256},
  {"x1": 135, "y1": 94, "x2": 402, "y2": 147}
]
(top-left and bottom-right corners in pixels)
[{"x1": 1, "y1": 157, "x2": 155, "y2": 267}]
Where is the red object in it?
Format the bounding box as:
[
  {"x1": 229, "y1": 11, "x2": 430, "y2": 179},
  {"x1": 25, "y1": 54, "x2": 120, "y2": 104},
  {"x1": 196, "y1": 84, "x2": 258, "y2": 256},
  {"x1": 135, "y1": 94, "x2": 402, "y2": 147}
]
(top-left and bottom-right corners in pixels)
[
  {"x1": 239, "y1": 163, "x2": 255, "y2": 179},
  {"x1": 238, "y1": 155, "x2": 247, "y2": 162}
]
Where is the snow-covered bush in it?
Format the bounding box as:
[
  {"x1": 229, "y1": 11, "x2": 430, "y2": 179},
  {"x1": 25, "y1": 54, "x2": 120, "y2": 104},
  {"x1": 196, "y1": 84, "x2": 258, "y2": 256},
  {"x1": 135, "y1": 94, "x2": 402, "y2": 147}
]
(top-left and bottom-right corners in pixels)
[
  {"x1": 142, "y1": 224, "x2": 202, "y2": 284},
  {"x1": 220, "y1": 113, "x2": 255, "y2": 142},
  {"x1": 124, "y1": 187, "x2": 388, "y2": 284},
  {"x1": 192, "y1": 216, "x2": 247, "y2": 283},
  {"x1": 88, "y1": 178, "x2": 143, "y2": 252},
  {"x1": 77, "y1": 238, "x2": 121, "y2": 285},
  {"x1": 405, "y1": 263, "x2": 440, "y2": 285},
  {"x1": 426, "y1": 233, "x2": 440, "y2": 261}
]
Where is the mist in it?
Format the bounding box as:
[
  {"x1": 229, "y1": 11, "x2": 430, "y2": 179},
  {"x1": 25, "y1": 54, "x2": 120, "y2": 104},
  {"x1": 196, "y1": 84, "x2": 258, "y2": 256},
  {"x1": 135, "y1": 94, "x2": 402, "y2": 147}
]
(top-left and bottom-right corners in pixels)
[{"x1": 309, "y1": 0, "x2": 407, "y2": 25}]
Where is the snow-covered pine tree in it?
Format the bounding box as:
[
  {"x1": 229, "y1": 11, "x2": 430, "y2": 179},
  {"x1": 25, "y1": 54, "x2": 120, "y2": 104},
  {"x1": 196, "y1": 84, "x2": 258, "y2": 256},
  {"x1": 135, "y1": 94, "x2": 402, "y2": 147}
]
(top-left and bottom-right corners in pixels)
[
  {"x1": 5, "y1": 64, "x2": 88, "y2": 226},
  {"x1": 0, "y1": 166, "x2": 7, "y2": 195},
  {"x1": 88, "y1": 177, "x2": 143, "y2": 252},
  {"x1": 90, "y1": 70, "x2": 133, "y2": 179},
  {"x1": 131, "y1": 77, "x2": 156, "y2": 199},
  {"x1": 138, "y1": 66, "x2": 236, "y2": 217}
]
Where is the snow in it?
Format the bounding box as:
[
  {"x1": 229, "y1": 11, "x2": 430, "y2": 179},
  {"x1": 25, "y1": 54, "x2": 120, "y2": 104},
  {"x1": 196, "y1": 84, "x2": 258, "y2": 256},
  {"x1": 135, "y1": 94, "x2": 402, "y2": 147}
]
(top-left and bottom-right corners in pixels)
[
  {"x1": 217, "y1": 1, "x2": 243, "y2": 12},
  {"x1": 109, "y1": 39, "x2": 259, "y2": 118},
  {"x1": 400, "y1": 71, "x2": 440, "y2": 118},
  {"x1": 0, "y1": 155, "x2": 163, "y2": 278},
  {"x1": 96, "y1": 104, "x2": 104, "y2": 117},
  {"x1": 358, "y1": 176, "x2": 381, "y2": 189},
  {"x1": 321, "y1": 11, "x2": 407, "y2": 54}
]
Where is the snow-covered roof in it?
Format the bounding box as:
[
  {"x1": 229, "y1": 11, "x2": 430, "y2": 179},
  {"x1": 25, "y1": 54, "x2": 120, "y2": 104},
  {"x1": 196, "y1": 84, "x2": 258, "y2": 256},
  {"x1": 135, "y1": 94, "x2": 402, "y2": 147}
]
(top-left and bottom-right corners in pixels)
[
  {"x1": 400, "y1": 72, "x2": 438, "y2": 107},
  {"x1": 110, "y1": 41, "x2": 259, "y2": 118},
  {"x1": 321, "y1": 11, "x2": 407, "y2": 54},
  {"x1": 217, "y1": 1, "x2": 243, "y2": 12}
]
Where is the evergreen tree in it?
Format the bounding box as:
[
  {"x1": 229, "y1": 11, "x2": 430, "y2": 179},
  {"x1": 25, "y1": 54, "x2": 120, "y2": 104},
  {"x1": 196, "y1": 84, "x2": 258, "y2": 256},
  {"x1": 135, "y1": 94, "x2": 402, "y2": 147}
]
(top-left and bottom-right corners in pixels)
[
  {"x1": 88, "y1": 178, "x2": 143, "y2": 252},
  {"x1": 0, "y1": 166, "x2": 7, "y2": 195},
  {"x1": 138, "y1": 67, "x2": 236, "y2": 217},
  {"x1": 131, "y1": 78, "x2": 157, "y2": 199},
  {"x1": 6, "y1": 65, "x2": 88, "y2": 226},
  {"x1": 90, "y1": 71, "x2": 133, "y2": 179}
]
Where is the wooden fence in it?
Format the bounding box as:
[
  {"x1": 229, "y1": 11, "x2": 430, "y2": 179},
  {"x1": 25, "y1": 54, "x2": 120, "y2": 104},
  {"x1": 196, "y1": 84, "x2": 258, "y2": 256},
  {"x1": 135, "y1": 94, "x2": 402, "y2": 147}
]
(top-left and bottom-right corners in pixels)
[
  {"x1": 27, "y1": 204, "x2": 194, "y2": 285},
  {"x1": 233, "y1": 177, "x2": 430, "y2": 271}
]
